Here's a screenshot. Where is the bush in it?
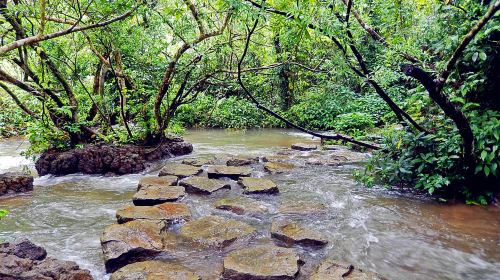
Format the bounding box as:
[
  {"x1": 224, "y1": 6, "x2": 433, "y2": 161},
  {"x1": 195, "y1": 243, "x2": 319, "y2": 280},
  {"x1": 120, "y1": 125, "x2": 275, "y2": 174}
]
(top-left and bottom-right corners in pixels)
[{"x1": 333, "y1": 112, "x2": 375, "y2": 133}]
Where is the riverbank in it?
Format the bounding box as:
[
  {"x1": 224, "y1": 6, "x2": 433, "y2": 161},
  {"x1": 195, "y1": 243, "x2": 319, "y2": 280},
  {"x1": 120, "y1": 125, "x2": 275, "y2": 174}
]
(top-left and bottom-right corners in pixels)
[{"x1": 1, "y1": 129, "x2": 499, "y2": 279}]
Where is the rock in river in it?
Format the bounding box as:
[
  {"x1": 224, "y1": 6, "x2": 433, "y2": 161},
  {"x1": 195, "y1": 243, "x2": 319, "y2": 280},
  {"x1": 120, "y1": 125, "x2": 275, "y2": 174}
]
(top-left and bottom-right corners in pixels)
[
  {"x1": 101, "y1": 220, "x2": 163, "y2": 273},
  {"x1": 180, "y1": 215, "x2": 256, "y2": 247},
  {"x1": 207, "y1": 165, "x2": 252, "y2": 180},
  {"x1": 309, "y1": 258, "x2": 387, "y2": 280},
  {"x1": 226, "y1": 155, "x2": 259, "y2": 166},
  {"x1": 0, "y1": 239, "x2": 93, "y2": 279},
  {"x1": 110, "y1": 260, "x2": 201, "y2": 280},
  {"x1": 0, "y1": 172, "x2": 34, "y2": 196},
  {"x1": 291, "y1": 143, "x2": 318, "y2": 151},
  {"x1": 179, "y1": 176, "x2": 231, "y2": 194},
  {"x1": 214, "y1": 196, "x2": 269, "y2": 215},
  {"x1": 239, "y1": 177, "x2": 279, "y2": 194},
  {"x1": 116, "y1": 202, "x2": 191, "y2": 224},
  {"x1": 182, "y1": 157, "x2": 214, "y2": 167},
  {"x1": 137, "y1": 175, "x2": 178, "y2": 191},
  {"x1": 264, "y1": 162, "x2": 295, "y2": 174},
  {"x1": 133, "y1": 185, "x2": 186, "y2": 206},
  {"x1": 159, "y1": 163, "x2": 202, "y2": 178},
  {"x1": 271, "y1": 221, "x2": 328, "y2": 246},
  {"x1": 223, "y1": 245, "x2": 302, "y2": 280}
]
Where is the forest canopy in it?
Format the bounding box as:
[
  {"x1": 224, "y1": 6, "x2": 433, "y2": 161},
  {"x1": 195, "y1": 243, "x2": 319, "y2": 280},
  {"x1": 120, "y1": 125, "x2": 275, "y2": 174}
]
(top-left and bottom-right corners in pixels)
[{"x1": 1, "y1": 0, "x2": 499, "y2": 203}]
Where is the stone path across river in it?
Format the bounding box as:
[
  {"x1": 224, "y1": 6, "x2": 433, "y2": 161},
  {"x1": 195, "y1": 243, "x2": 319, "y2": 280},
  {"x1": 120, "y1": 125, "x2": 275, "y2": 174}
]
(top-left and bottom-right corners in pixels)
[{"x1": 100, "y1": 144, "x2": 386, "y2": 279}]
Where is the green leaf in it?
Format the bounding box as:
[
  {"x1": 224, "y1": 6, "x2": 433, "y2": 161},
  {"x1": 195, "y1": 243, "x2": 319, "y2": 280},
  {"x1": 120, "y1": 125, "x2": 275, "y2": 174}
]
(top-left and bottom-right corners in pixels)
[
  {"x1": 479, "y1": 52, "x2": 487, "y2": 61},
  {"x1": 480, "y1": 150, "x2": 488, "y2": 161},
  {"x1": 484, "y1": 165, "x2": 490, "y2": 176},
  {"x1": 472, "y1": 52, "x2": 479, "y2": 62}
]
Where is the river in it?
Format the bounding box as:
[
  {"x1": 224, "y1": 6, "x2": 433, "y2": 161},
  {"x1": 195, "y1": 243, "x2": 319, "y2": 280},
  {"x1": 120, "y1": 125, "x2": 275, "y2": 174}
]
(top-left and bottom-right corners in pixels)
[{"x1": 0, "y1": 129, "x2": 499, "y2": 279}]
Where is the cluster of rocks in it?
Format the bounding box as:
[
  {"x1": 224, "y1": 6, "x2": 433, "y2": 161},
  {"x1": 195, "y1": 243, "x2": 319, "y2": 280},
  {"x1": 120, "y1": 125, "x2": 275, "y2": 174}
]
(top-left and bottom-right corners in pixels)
[
  {"x1": 100, "y1": 143, "x2": 384, "y2": 279},
  {"x1": 0, "y1": 172, "x2": 34, "y2": 197},
  {"x1": 0, "y1": 239, "x2": 93, "y2": 280}
]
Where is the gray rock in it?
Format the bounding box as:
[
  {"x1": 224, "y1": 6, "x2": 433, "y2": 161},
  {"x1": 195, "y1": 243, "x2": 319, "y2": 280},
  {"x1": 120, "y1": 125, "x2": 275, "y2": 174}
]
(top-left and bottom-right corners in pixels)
[
  {"x1": 110, "y1": 260, "x2": 201, "y2": 280},
  {"x1": 263, "y1": 162, "x2": 295, "y2": 174},
  {"x1": 179, "y1": 176, "x2": 230, "y2": 194},
  {"x1": 0, "y1": 172, "x2": 34, "y2": 196},
  {"x1": 101, "y1": 220, "x2": 163, "y2": 273},
  {"x1": 0, "y1": 238, "x2": 46, "y2": 260},
  {"x1": 182, "y1": 158, "x2": 214, "y2": 167},
  {"x1": 239, "y1": 177, "x2": 279, "y2": 194},
  {"x1": 223, "y1": 245, "x2": 302, "y2": 279},
  {"x1": 132, "y1": 185, "x2": 185, "y2": 206},
  {"x1": 137, "y1": 176, "x2": 178, "y2": 191},
  {"x1": 207, "y1": 165, "x2": 252, "y2": 180},
  {"x1": 309, "y1": 258, "x2": 387, "y2": 280},
  {"x1": 271, "y1": 221, "x2": 328, "y2": 246},
  {"x1": 116, "y1": 202, "x2": 191, "y2": 224},
  {"x1": 226, "y1": 156, "x2": 259, "y2": 166},
  {"x1": 214, "y1": 197, "x2": 269, "y2": 215},
  {"x1": 158, "y1": 163, "x2": 202, "y2": 178},
  {"x1": 291, "y1": 143, "x2": 318, "y2": 151}
]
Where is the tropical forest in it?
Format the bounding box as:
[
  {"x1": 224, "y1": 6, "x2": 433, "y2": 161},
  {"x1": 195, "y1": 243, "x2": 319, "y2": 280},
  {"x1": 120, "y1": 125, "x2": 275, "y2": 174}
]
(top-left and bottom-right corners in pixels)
[{"x1": 0, "y1": 0, "x2": 499, "y2": 279}]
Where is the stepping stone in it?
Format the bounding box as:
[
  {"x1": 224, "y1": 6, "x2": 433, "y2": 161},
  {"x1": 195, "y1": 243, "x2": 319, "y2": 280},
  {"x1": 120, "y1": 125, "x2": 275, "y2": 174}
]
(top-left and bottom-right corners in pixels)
[
  {"x1": 207, "y1": 165, "x2": 252, "y2": 180},
  {"x1": 278, "y1": 200, "x2": 328, "y2": 215},
  {"x1": 137, "y1": 176, "x2": 178, "y2": 191},
  {"x1": 182, "y1": 158, "x2": 214, "y2": 167},
  {"x1": 271, "y1": 221, "x2": 328, "y2": 246},
  {"x1": 116, "y1": 202, "x2": 191, "y2": 224},
  {"x1": 226, "y1": 155, "x2": 259, "y2": 166},
  {"x1": 159, "y1": 163, "x2": 202, "y2": 178},
  {"x1": 261, "y1": 155, "x2": 290, "y2": 163},
  {"x1": 238, "y1": 177, "x2": 279, "y2": 194},
  {"x1": 110, "y1": 260, "x2": 201, "y2": 280},
  {"x1": 132, "y1": 185, "x2": 186, "y2": 206},
  {"x1": 179, "y1": 176, "x2": 230, "y2": 194},
  {"x1": 223, "y1": 245, "x2": 302, "y2": 279},
  {"x1": 101, "y1": 220, "x2": 163, "y2": 273},
  {"x1": 264, "y1": 162, "x2": 295, "y2": 173},
  {"x1": 291, "y1": 143, "x2": 318, "y2": 151},
  {"x1": 180, "y1": 215, "x2": 256, "y2": 247},
  {"x1": 214, "y1": 197, "x2": 269, "y2": 215},
  {"x1": 309, "y1": 258, "x2": 387, "y2": 280}
]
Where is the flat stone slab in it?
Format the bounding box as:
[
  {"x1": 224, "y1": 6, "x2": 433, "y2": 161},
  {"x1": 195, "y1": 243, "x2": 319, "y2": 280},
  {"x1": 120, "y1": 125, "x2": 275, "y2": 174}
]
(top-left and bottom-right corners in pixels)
[
  {"x1": 180, "y1": 215, "x2": 256, "y2": 247},
  {"x1": 110, "y1": 260, "x2": 201, "y2": 280},
  {"x1": 271, "y1": 221, "x2": 328, "y2": 246},
  {"x1": 179, "y1": 176, "x2": 230, "y2": 194},
  {"x1": 116, "y1": 202, "x2": 191, "y2": 224},
  {"x1": 137, "y1": 176, "x2": 178, "y2": 191},
  {"x1": 159, "y1": 163, "x2": 202, "y2": 178},
  {"x1": 278, "y1": 200, "x2": 328, "y2": 215},
  {"x1": 214, "y1": 197, "x2": 269, "y2": 215},
  {"x1": 182, "y1": 158, "x2": 214, "y2": 167},
  {"x1": 291, "y1": 143, "x2": 318, "y2": 151},
  {"x1": 239, "y1": 177, "x2": 279, "y2": 194},
  {"x1": 101, "y1": 220, "x2": 163, "y2": 273},
  {"x1": 133, "y1": 185, "x2": 186, "y2": 206},
  {"x1": 264, "y1": 162, "x2": 295, "y2": 173},
  {"x1": 0, "y1": 172, "x2": 34, "y2": 196},
  {"x1": 261, "y1": 155, "x2": 290, "y2": 163},
  {"x1": 207, "y1": 165, "x2": 252, "y2": 180},
  {"x1": 223, "y1": 245, "x2": 302, "y2": 279},
  {"x1": 309, "y1": 259, "x2": 387, "y2": 280},
  {"x1": 226, "y1": 155, "x2": 259, "y2": 166}
]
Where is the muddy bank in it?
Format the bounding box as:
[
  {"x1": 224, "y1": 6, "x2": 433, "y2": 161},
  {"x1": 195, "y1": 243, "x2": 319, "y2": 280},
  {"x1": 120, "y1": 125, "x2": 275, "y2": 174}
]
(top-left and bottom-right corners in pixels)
[{"x1": 35, "y1": 136, "x2": 193, "y2": 176}]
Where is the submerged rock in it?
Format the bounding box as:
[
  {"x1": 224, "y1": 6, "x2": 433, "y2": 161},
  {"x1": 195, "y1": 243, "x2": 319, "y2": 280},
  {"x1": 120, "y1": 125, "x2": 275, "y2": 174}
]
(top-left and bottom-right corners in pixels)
[
  {"x1": 101, "y1": 220, "x2": 163, "y2": 273},
  {"x1": 116, "y1": 202, "x2": 191, "y2": 224},
  {"x1": 226, "y1": 155, "x2": 259, "y2": 166},
  {"x1": 309, "y1": 259, "x2": 387, "y2": 280},
  {"x1": 271, "y1": 221, "x2": 328, "y2": 246},
  {"x1": 137, "y1": 176, "x2": 178, "y2": 191},
  {"x1": 214, "y1": 197, "x2": 269, "y2": 215},
  {"x1": 110, "y1": 260, "x2": 201, "y2": 280},
  {"x1": 261, "y1": 155, "x2": 291, "y2": 163},
  {"x1": 291, "y1": 143, "x2": 318, "y2": 151},
  {"x1": 0, "y1": 172, "x2": 34, "y2": 196},
  {"x1": 182, "y1": 157, "x2": 214, "y2": 167},
  {"x1": 35, "y1": 138, "x2": 193, "y2": 176},
  {"x1": 278, "y1": 200, "x2": 328, "y2": 215},
  {"x1": 207, "y1": 165, "x2": 252, "y2": 180},
  {"x1": 0, "y1": 239, "x2": 93, "y2": 280},
  {"x1": 179, "y1": 176, "x2": 231, "y2": 194},
  {"x1": 132, "y1": 185, "x2": 186, "y2": 206},
  {"x1": 180, "y1": 215, "x2": 256, "y2": 247},
  {"x1": 264, "y1": 162, "x2": 295, "y2": 173},
  {"x1": 158, "y1": 163, "x2": 202, "y2": 178},
  {"x1": 223, "y1": 245, "x2": 302, "y2": 280},
  {"x1": 239, "y1": 177, "x2": 279, "y2": 194}
]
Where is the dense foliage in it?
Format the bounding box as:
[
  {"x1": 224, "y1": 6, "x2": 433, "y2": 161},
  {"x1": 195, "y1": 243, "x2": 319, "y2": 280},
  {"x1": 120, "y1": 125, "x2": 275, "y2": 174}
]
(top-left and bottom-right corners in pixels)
[{"x1": 1, "y1": 0, "x2": 499, "y2": 203}]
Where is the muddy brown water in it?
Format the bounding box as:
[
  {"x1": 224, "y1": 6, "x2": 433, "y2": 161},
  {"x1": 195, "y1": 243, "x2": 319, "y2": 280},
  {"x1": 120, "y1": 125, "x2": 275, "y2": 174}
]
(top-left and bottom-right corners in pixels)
[{"x1": 0, "y1": 129, "x2": 499, "y2": 279}]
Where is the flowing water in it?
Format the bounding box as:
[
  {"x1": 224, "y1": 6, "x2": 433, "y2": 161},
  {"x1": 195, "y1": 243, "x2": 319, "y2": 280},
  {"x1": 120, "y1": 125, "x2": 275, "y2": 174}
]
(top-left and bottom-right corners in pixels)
[{"x1": 0, "y1": 129, "x2": 499, "y2": 280}]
